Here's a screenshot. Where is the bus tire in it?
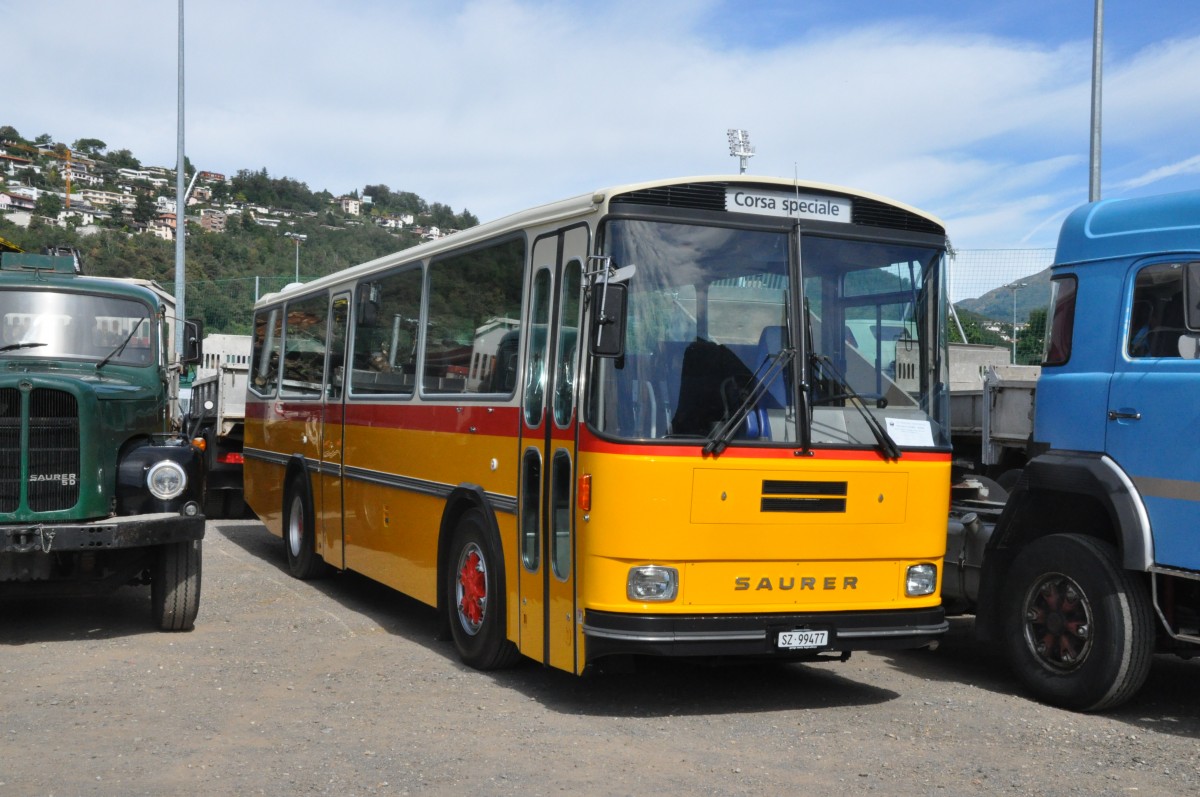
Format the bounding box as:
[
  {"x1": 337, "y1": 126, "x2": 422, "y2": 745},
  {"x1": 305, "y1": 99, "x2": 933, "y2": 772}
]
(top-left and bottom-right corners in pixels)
[
  {"x1": 446, "y1": 509, "x2": 521, "y2": 670},
  {"x1": 151, "y1": 540, "x2": 202, "y2": 631},
  {"x1": 284, "y1": 473, "x2": 326, "y2": 580},
  {"x1": 1002, "y1": 533, "x2": 1154, "y2": 712}
]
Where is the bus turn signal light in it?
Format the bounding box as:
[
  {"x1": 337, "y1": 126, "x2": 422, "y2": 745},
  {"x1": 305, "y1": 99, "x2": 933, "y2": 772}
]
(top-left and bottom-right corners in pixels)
[{"x1": 577, "y1": 473, "x2": 591, "y2": 512}]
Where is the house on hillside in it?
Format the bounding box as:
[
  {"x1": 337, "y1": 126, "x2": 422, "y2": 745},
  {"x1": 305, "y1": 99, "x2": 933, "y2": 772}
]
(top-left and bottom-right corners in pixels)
[{"x1": 339, "y1": 196, "x2": 361, "y2": 216}]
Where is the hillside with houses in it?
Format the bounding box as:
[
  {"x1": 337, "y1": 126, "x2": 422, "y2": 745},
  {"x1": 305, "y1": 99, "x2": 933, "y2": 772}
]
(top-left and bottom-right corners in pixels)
[{"x1": 0, "y1": 125, "x2": 478, "y2": 333}]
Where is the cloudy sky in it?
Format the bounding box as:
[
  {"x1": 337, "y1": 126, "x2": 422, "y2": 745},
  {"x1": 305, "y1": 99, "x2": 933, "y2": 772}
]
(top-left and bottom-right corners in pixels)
[{"x1": 8, "y1": 0, "x2": 1200, "y2": 253}]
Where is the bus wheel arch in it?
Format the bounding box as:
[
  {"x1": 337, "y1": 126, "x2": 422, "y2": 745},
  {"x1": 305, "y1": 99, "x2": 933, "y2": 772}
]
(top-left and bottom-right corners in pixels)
[
  {"x1": 438, "y1": 489, "x2": 520, "y2": 669},
  {"x1": 282, "y1": 458, "x2": 325, "y2": 580}
]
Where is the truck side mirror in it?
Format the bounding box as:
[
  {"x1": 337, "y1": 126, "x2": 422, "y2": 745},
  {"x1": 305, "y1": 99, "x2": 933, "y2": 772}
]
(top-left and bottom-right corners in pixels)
[
  {"x1": 589, "y1": 282, "x2": 628, "y2": 358},
  {"x1": 182, "y1": 318, "x2": 203, "y2": 365}
]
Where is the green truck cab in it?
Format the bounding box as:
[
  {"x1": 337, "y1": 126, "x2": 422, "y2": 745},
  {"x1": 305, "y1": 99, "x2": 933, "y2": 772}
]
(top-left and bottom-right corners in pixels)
[{"x1": 0, "y1": 251, "x2": 206, "y2": 630}]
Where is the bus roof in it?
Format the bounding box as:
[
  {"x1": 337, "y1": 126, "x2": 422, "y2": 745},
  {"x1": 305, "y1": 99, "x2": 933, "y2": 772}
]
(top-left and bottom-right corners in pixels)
[
  {"x1": 1055, "y1": 189, "x2": 1200, "y2": 267},
  {"x1": 257, "y1": 174, "x2": 946, "y2": 306}
]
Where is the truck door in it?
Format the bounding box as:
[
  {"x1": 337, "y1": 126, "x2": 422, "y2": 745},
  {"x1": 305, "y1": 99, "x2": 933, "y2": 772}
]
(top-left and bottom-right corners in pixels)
[
  {"x1": 517, "y1": 226, "x2": 587, "y2": 672},
  {"x1": 1106, "y1": 259, "x2": 1200, "y2": 571}
]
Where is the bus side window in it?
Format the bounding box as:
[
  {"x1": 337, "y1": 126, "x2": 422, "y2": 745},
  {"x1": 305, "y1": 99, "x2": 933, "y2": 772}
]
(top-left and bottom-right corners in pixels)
[
  {"x1": 424, "y1": 238, "x2": 524, "y2": 396},
  {"x1": 281, "y1": 293, "x2": 328, "y2": 397},
  {"x1": 251, "y1": 308, "x2": 282, "y2": 396},
  {"x1": 352, "y1": 267, "x2": 422, "y2": 396}
]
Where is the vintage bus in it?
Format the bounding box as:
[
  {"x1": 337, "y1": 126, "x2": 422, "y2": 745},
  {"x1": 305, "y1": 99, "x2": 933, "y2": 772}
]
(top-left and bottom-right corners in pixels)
[{"x1": 243, "y1": 175, "x2": 952, "y2": 673}]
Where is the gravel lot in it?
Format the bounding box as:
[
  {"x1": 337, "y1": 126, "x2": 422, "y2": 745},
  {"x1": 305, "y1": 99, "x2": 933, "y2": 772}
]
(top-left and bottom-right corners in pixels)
[{"x1": 3, "y1": 518, "x2": 1200, "y2": 796}]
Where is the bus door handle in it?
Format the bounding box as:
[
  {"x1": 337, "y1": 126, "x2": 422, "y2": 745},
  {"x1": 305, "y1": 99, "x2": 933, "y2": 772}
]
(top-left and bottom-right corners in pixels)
[{"x1": 1107, "y1": 409, "x2": 1141, "y2": 421}]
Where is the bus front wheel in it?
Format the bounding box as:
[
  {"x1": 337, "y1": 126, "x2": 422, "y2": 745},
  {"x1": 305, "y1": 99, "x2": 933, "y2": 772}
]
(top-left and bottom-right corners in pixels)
[{"x1": 445, "y1": 509, "x2": 521, "y2": 670}]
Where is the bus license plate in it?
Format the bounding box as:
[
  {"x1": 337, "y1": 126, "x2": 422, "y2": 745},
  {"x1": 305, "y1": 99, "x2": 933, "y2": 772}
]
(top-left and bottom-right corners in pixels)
[{"x1": 777, "y1": 630, "x2": 829, "y2": 650}]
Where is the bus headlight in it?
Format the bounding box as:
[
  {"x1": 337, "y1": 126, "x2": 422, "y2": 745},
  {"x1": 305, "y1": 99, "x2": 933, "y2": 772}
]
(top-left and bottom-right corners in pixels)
[
  {"x1": 627, "y1": 566, "x2": 678, "y2": 602},
  {"x1": 906, "y1": 563, "x2": 937, "y2": 596},
  {"x1": 147, "y1": 460, "x2": 187, "y2": 500}
]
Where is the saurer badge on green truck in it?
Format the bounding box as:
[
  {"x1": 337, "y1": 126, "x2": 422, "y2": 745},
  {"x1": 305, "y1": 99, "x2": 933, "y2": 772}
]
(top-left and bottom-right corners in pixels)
[{"x1": 0, "y1": 251, "x2": 206, "y2": 630}]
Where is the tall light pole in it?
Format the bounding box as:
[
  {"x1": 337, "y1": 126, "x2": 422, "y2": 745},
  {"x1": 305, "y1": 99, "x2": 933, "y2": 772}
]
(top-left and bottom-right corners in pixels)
[
  {"x1": 727, "y1": 129, "x2": 754, "y2": 174},
  {"x1": 1008, "y1": 282, "x2": 1028, "y2": 363},
  {"x1": 173, "y1": 0, "x2": 186, "y2": 356},
  {"x1": 1089, "y1": 0, "x2": 1104, "y2": 202},
  {"x1": 284, "y1": 232, "x2": 306, "y2": 282}
]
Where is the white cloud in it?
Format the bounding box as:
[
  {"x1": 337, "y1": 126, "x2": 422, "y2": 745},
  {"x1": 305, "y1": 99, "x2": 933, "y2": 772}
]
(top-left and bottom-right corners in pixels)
[{"x1": 6, "y1": 1, "x2": 1200, "y2": 252}]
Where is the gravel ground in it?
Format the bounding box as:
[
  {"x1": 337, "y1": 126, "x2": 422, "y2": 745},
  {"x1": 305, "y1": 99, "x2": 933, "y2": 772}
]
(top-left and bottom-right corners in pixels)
[{"x1": 2, "y1": 518, "x2": 1200, "y2": 796}]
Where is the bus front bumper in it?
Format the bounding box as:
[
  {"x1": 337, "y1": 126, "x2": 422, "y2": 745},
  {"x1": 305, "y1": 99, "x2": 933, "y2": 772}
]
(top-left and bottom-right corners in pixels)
[{"x1": 582, "y1": 607, "x2": 947, "y2": 662}]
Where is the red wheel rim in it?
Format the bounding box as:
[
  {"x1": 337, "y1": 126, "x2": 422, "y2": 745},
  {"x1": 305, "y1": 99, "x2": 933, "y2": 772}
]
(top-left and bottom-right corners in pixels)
[{"x1": 455, "y1": 542, "x2": 487, "y2": 636}]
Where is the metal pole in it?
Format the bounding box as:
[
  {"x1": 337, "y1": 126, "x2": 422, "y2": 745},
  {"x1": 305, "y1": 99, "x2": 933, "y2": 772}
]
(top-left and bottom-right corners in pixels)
[
  {"x1": 173, "y1": 0, "x2": 186, "y2": 355},
  {"x1": 294, "y1": 238, "x2": 300, "y2": 282},
  {"x1": 1011, "y1": 289, "x2": 1018, "y2": 363},
  {"x1": 1089, "y1": 0, "x2": 1104, "y2": 202}
]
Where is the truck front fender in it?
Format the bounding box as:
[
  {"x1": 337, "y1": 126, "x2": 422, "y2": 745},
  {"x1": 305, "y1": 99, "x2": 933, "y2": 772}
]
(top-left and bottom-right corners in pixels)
[{"x1": 973, "y1": 450, "x2": 1153, "y2": 641}]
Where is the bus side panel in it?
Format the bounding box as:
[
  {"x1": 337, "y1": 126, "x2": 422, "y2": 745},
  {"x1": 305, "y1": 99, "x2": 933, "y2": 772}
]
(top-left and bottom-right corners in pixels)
[
  {"x1": 244, "y1": 400, "x2": 287, "y2": 540},
  {"x1": 340, "y1": 405, "x2": 520, "y2": 608}
]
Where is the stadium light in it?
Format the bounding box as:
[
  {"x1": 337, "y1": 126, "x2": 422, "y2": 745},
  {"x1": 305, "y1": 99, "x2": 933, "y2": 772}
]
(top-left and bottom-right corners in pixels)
[{"x1": 727, "y1": 129, "x2": 755, "y2": 174}]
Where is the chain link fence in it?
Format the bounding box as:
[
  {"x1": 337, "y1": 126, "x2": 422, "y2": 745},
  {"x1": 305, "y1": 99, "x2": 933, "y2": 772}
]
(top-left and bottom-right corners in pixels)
[
  {"x1": 949, "y1": 248, "x2": 1055, "y2": 365},
  {"x1": 182, "y1": 275, "x2": 296, "y2": 336},
  {"x1": 183, "y1": 250, "x2": 1062, "y2": 364}
]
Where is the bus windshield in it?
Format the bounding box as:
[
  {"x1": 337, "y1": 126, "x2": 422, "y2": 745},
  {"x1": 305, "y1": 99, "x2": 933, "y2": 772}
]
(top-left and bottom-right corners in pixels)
[
  {"x1": 589, "y1": 218, "x2": 948, "y2": 450},
  {"x1": 0, "y1": 289, "x2": 156, "y2": 367}
]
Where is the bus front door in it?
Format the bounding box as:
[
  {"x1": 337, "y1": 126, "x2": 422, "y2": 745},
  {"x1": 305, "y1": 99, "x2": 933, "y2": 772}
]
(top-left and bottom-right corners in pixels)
[{"x1": 518, "y1": 229, "x2": 586, "y2": 672}]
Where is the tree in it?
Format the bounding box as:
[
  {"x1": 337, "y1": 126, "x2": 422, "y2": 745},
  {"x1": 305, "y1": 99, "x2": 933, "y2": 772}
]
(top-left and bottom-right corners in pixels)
[
  {"x1": 106, "y1": 148, "x2": 141, "y2": 170},
  {"x1": 1016, "y1": 307, "x2": 1047, "y2": 365},
  {"x1": 72, "y1": 138, "x2": 107, "y2": 157},
  {"x1": 133, "y1": 193, "x2": 157, "y2": 224},
  {"x1": 33, "y1": 133, "x2": 53, "y2": 147},
  {"x1": 34, "y1": 193, "x2": 63, "y2": 219},
  {"x1": 0, "y1": 125, "x2": 24, "y2": 143}
]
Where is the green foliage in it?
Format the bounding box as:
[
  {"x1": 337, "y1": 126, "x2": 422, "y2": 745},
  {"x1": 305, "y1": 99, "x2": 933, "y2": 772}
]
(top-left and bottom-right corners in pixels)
[
  {"x1": 106, "y1": 149, "x2": 141, "y2": 170},
  {"x1": 71, "y1": 138, "x2": 107, "y2": 157},
  {"x1": 231, "y1": 168, "x2": 324, "y2": 212},
  {"x1": 34, "y1": 193, "x2": 63, "y2": 219},
  {"x1": 949, "y1": 307, "x2": 1007, "y2": 346}
]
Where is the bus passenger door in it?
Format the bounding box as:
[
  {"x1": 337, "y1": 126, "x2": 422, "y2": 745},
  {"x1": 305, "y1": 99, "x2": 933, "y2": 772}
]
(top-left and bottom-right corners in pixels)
[
  {"x1": 518, "y1": 229, "x2": 586, "y2": 672},
  {"x1": 318, "y1": 293, "x2": 350, "y2": 569}
]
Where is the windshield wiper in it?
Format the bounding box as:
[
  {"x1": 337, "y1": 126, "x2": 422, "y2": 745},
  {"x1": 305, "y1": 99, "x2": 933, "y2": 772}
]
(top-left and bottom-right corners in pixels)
[
  {"x1": 0, "y1": 342, "x2": 47, "y2": 353},
  {"x1": 704, "y1": 347, "x2": 796, "y2": 456},
  {"x1": 96, "y1": 324, "x2": 141, "y2": 370},
  {"x1": 809, "y1": 353, "x2": 902, "y2": 461}
]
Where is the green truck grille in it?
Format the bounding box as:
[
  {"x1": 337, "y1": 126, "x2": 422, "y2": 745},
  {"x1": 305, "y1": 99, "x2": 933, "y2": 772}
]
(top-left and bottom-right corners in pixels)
[{"x1": 0, "y1": 387, "x2": 81, "y2": 513}]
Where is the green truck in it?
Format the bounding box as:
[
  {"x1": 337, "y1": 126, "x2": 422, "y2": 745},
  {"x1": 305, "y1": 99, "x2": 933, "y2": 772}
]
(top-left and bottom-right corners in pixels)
[{"x1": 0, "y1": 250, "x2": 206, "y2": 630}]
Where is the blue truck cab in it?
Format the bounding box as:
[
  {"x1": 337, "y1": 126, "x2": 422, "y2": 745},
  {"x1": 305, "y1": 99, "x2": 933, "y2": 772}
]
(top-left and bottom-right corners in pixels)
[{"x1": 947, "y1": 189, "x2": 1200, "y2": 711}]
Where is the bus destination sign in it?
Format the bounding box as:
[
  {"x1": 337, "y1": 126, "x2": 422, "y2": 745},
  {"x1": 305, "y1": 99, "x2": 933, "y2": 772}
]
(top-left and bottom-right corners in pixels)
[{"x1": 725, "y1": 188, "x2": 851, "y2": 223}]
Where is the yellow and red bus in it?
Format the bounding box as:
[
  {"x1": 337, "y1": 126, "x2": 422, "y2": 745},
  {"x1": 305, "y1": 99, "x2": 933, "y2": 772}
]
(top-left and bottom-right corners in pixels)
[{"x1": 243, "y1": 175, "x2": 951, "y2": 673}]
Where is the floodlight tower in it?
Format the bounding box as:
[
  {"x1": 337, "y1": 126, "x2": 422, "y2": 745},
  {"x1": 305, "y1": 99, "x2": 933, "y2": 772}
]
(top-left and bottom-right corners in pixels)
[{"x1": 727, "y1": 129, "x2": 755, "y2": 174}]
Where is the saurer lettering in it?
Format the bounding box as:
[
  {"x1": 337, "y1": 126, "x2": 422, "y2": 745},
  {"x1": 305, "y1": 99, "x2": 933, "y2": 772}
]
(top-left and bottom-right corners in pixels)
[{"x1": 734, "y1": 575, "x2": 859, "y2": 591}]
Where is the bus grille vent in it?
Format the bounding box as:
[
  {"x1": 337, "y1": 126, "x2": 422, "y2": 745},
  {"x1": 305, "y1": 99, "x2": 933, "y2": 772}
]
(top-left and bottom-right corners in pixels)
[
  {"x1": 852, "y1": 197, "x2": 945, "y2": 235},
  {"x1": 760, "y1": 479, "x2": 847, "y2": 513}
]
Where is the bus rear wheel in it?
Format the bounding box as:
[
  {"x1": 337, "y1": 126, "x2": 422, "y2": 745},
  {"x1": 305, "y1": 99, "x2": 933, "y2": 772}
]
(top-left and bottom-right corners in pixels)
[
  {"x1": 446, "y1": 509, "x2": 521, "y2": 670},
  {"x1": 284, "y1": 473, "x2": 326, "y2": 580},
  {"x1": 1002, "y1": 533, "x2": 1154, "y2": 712}
]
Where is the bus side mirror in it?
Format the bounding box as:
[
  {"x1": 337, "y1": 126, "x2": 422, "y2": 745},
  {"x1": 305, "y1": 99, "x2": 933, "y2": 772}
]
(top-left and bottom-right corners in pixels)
[
  {"x1": 589, "y1": 282, "x2": 627, "y2": 358},
  {"x1": 182, "y1": 318, "x2": 203, "y2": 365}
]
